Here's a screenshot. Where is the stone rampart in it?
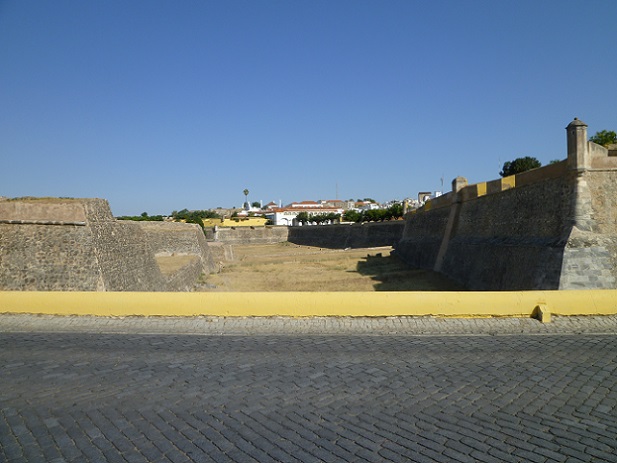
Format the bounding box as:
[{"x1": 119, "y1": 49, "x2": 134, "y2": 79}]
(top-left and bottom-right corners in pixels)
[
  {"x1": 0, "y1": 219, "x2": 103, "y2": 291},
  {"x1": 210, "y1": 221, "x2": 404, "y2": 249},
  {"x1": 136, "y1": 221, "x2": 217, "y2": 274},
  {"x1": 0, "y1": 198, "x2": 213, "y2": 291},
  {"x1": 396, "y1": 119, "x2": 617, "y2": 290},
  {"x1": 287, "y1": 221, "x2": 405, "y2": 249},
  {"x1": 212, "y1": 226, "x2": 290, "y2": 244}
]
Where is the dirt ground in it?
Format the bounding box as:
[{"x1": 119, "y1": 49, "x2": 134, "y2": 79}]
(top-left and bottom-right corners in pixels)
[{"x1": 201, "y1": 242, "x2": 463, "y2": 292}]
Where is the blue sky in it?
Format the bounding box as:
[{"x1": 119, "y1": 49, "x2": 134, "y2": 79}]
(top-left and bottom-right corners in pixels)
[{"x1": 1, "y1": 0, "x2": 615, "y2": 216}]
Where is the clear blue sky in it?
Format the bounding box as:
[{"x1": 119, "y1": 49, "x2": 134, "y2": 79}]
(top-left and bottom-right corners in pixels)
[{"x1": 1, "y1": 0, "x2": 615, "y2": 216}]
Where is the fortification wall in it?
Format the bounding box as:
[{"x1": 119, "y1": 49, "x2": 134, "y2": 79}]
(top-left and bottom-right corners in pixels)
[
  {"x1": 396, "y1": 119, "x2": 617, "y2": 290},
  {"x1": 288, "y1": 221, "x2": 405, "y2": 249},
  {"x1": 212, "y1": 226, "x2": 290, "y2": 244},
  {"x1": 162, "y1": 256, "x2": 204, "y2": 292},
  {"x1": 136, "y1": 221, "x2": 217, "y2": 274},
  {"x1": 559, "y1": 167, "x2": 617, "y2": 289},
  {"x1": 395, "y1": 207, "x2": 450, "y2": 269},
  {"x1": 0, "y1": 222, "x2": 103, "y2": 290},
  {"x1": 0, "y1": 198, "x2": 210, "y2": 291},
  {"x1": 210, "y1": 221, "x2": 404, "y2": 249},
  {"x1": 397, "y1": 172, "x2": 576, "y2": 289},
  {"x1": 83, "y1": 200, "x2": 166, "y2": 291},
  {"x1": 440, "y1": 170, "x2": 573, "y2": 289}
]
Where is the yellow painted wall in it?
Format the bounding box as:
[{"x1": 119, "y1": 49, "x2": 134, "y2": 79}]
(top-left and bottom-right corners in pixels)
[
  {"x1": 1, "y1": 290, "x2": 615, "y2": 318},
  {"x1": 202, "y1": 217, "x2": 268, "y2": 227},
  {"x1": 501, "y1": 175, "x2": 516, "y2": 190}
]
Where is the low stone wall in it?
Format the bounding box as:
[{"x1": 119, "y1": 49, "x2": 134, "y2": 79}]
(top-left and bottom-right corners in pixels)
[{"x1": 212, "y1": 226, "x2": 290, "y2": 244}]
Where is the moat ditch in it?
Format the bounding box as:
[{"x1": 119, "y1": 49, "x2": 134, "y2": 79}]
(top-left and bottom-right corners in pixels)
[{"x1": 201, "y1": 242, "x2": 463, "y2": 292}]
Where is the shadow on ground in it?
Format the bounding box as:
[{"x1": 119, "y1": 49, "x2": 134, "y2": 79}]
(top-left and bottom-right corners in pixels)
[{"x1": 355, "y1": 252, "x2": 465, "y2": 291}]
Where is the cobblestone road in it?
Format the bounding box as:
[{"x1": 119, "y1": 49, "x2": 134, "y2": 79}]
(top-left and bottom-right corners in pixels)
[{"x1": 1, "y1": 316, "x2": 616, "y2": 462}]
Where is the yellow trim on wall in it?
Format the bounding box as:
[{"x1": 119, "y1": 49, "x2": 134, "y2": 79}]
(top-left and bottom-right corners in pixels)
[
  {"x1": 476, "y1": 182, "x2": 487, "y2": 197},
  {"x1": 1, "y1": 290, "x2": 615, "y2": 318},
  {"x1": 501, "y1": 175, "x2": 516, "y2": 190},
  {"x1": 202, "y1": 217, "x2": 269, "y2": 227}
]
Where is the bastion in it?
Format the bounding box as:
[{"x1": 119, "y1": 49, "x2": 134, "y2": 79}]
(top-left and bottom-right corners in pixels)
[
  {"x1": 0, "y1": 198, "x2": 213, "y2": 291},
  {"x1": 396, "y1": 118, "x2": 617, "y2": 290}
]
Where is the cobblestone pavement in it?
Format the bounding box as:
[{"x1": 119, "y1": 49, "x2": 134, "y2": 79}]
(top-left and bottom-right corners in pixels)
[{"x1": 1, "y1": 316, "x2": 616, "y2": 462}]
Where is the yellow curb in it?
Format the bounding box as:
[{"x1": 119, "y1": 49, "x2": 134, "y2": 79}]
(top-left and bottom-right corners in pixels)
[{"x1": 1, "y1": 290, "x2": 616, "y2": 318}]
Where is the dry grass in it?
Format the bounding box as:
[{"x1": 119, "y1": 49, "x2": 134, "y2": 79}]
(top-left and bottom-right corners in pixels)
[{"x1": 202, "y1": 242, "x2": 463, "y2": 292}]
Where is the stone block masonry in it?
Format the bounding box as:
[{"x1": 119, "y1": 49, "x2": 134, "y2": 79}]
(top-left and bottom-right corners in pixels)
[
  {"x1": 396, "y1": 118, "x2": 617, "y2": 290},
  {"x1": 0, "y1": 198, "x2": 215, "y2": 291},
  {"x1": 137, "y1": 221, "x2": 217, "y2": 273},
  {"x1": 210, "y1": 221, "x2": 404, "y2": 249},
  {"x1": 288, "y1": 221, "x2": 405, "y2": 249},
  {"x1": 212, "y1": 225, "x2": 290, "y2": 244}
]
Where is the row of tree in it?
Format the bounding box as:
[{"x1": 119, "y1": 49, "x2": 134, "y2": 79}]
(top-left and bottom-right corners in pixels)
[
  {"x1": 295, "y1": 212, "x2": 341, "y2": 225},
  {"x1": 116, "y1": 212, "x2": 165, "y2": 221},
  {"x1": 342, "y1": 203, "x2": 404, "y2": 223},
  {"x1": 294, "y1": 203, "x2": 404, "y2": 225},
  {"x1": 171, "y1": 209, "x2": 221, "y2": 228}
]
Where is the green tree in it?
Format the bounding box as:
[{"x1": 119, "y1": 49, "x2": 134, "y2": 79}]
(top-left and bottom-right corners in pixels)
[
  {"x1": 251, "y1": 201, "x2": 261, "y2": 208},
  {"x1": 343, "y1": 210, "x2": 361, "y2": 222},
  {"x1": 364, "y1": 209, "x2": 386, "y2": 222},
  {"x1": 296, "y1": 211, "x2": 310, "y2": 224},
  {"x1": 499, "y1": 156, "x2": 541, "y2": 177},
  {"x1": 386, "y1": 203, "x2": 403, "y2": 220},
  {"x1": 308, "y1": 213, "x2": 340, "y2": 225},
  {"x1": 589, "y1": 130, "x2": 617, "y2": 147},
  {"x1": 243, "y1": 189, "x2": 249, "y2": 208},
  {"x1": 171, "y1": 209, "x2": 221, "y2": 223},
  {"x1": 117, "y1": 213, "x2": 164, "y2": 222}
]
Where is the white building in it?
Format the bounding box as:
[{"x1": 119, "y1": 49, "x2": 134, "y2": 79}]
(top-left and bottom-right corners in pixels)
[{"x1": 265, "y1": 206, "x2": 344, "y2": 226}]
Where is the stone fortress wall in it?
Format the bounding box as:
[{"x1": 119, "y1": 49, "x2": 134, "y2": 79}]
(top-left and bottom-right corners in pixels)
[
  {"x1": 287, "y1": 221, "x2": 405, "y2": 249},
  {"x1": 210, "y1": 226, "x2": 290, "y2": 245},
  {"x1": 209, "y1": 221, "x2": 404, "y2": 249},
  {"x1": 0, "y1": 197, "x2": 404, "y2": 291},
  {"x1": 0, "y1": 198, "x2": 215, "y2": 291},
  {"x1": 396, "y1": 118, "x2": 617, "y2": 290},
  {"x1": 3, "y1": 119, "x2": 614, "y2": 292}
]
